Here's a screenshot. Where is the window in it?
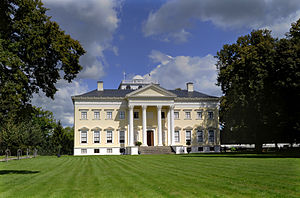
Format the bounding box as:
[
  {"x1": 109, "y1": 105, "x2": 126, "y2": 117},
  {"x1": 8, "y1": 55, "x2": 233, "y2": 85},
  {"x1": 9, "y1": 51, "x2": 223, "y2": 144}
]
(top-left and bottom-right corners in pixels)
[
  {"x1": 210, "y1": 147, "x2": 215, "y2": 151},
  {"x1": 174, "y1": 112, "x2": 179, "y2": 119},
  {"x1": 107, "y1": 148, "x2": 112, "y2": 153},
  {"x1": 94, "y1": 111, "x2": 100, "y2": 120},
  {"x1": 161, "y1": 112, "x2": 165, "y2": 119},
  {"x1": 197, "y1": 130, "x2": 204, "y2": 143},
  {"x1": 174, "y1": 131, "x2": 180, "y2": 142},
  {"x1": 107, "y1": 131, "x2": 113, "y2": 143},
  {"x1": 81, "y1": 149, "x2": 87, "y2": 154},
  {"x1": 198, "y1": 147, "x2": 203, "y2": 152},
  {"x1": 186, "y1": 131, "x2": 191, "y2": 145},
  {"x1": 126, "y1": 85, "x2": 131, "y2": 90},
  {"x1": 81, "y1": 112, "x2": 87, "y2": 120},
  {"x1": 94, "y1": 149, "x2": 100, "y2": 153},
  {"x1": 208, "y1": 111, "x2": 214, "y2": 119},
  {"x1": 106, "y1": 111, "x2": 112, "y2": 119},
  {"x1": 209, "y1": 130, "x2": 215, "y2": 143},
  {"x1": 81, "y1": 131, "x2": 87, "y2": 143},
  {"x1": 94, "y1": 131, "x2": 100, "y2": 143},
  {"x1": 185, "y1": 111, "x2": 191, "y2": 119},
  {"x1": 197, "y1": 111, "x2": 203, "y2": 119},
  {"x1": 134, "y1": 112, "x2": 139, "y2": 119},
  {"x1": 119, "y1": 131, "x2": 125, "y2": 144},
  {"x1": 119, "y1": 111, "x2": 125, "y2": 119}
]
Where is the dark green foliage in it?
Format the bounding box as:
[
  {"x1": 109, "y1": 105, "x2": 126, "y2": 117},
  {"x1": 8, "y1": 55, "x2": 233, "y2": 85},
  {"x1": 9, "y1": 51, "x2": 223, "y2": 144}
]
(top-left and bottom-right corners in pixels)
[
  {"x1": 216, "y1": 19, "x2": 300, "y2": 150},
  {"x1": 0, "y1": 0, "x2": 85, "y2": 123}
]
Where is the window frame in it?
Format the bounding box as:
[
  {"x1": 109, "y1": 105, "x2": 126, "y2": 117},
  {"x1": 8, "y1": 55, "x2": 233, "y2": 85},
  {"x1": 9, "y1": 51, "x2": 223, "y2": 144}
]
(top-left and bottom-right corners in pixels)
[
  {"x1": 208, "y1": 111, "x2": 214, "y2": 119},
  {"x1": 134, "y1": 111, "x2": 139, "y2": 119},
  {"x1": 197, "y1": 130, "x2": 204, "y2": 143},
  {"x1": 94, "y1": 111, "x2": 100, "y2": 120},
  {"x1": 185, "y1": 130, "x2": 191, "y2": 145},
  {"x1": 185, "y1": 111, "x2": 191, "y2": 119},
  {"x1": 80, "y1": 131, "x2": 87, "y2": 144},
  {"x1": 93, "y1": 131, "x2": 100, "y2": 144},
  {"x1": 174, "y1": 130, "x2": 180, "y2": 143},
  {"x1": 119, "y1": 111, "x2": 125, "y2": 120},
  {"x1": 106, "y1": 130, "x2": 113, "y2": 144},
  {"x1": 196, "y1": 111, "x2": 203, "y2": 120},
  {"x1": 174, "y1": 111, "x2": 179, "y2": 119},
  {"x1": 106, "y1": 111, "x2": 113, "y2": 120},
  {"x1": 81, "y1": 111, "x2": 87, "y2": 120},
  {"x1": 81, "y1": 149, "x2": 87, "y2": 154},
  {"x1": 94, "y1": 149, "x2": 100, "y2": 153},
  {"x1": 119, "y1": 131, "x2": 125, "y2": 144},
  {"x1": 208, "y1": 130, "x2": 215, "y2": 143},
  {"x1": 107, "y1": 148, "x2": 113, "y2": 153}
]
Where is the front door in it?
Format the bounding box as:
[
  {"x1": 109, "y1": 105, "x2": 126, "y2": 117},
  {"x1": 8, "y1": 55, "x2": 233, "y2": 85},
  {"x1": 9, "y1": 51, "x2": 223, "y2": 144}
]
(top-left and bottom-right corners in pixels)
[{"x1": 147, "y1": 130, "x2": 154, "y2": 146}]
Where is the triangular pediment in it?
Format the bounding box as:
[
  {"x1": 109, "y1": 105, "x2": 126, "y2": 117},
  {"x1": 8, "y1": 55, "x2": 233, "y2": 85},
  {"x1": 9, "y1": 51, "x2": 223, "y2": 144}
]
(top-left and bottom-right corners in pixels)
[{"x1": 126, "y1": 84, "x2": 177, "y2": 98}]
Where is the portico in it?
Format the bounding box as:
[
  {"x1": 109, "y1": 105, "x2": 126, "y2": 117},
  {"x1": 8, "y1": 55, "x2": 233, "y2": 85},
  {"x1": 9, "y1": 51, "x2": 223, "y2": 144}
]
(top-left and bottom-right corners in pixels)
[{"x1": 127, "y1": 104, "x2": 175, "y2": 147}]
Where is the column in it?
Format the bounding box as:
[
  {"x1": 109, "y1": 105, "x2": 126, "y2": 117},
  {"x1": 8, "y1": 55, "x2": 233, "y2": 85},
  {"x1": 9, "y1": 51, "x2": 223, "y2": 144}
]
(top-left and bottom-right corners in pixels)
[
  {"x1": 170, "y1": 105, "x2": 175, "y2": 145},
  {"x1": 167, "y1": 107, "x2": 171, "y2": 146},
  {"x1": 142, "y1": 105, "x2": 147, "y2": 146},
  {"x1": 157, "y1": 105, "x2": 162, "y2": 146},
  {"x1": 129, "y1": 105, "x2": 134, "y2": 146}
]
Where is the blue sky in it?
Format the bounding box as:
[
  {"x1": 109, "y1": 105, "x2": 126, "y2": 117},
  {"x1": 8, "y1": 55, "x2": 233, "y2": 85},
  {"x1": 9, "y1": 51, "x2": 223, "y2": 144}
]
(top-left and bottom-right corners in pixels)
[{"x1": 32, "y1": 0, "x2": 300, "y2": 126}]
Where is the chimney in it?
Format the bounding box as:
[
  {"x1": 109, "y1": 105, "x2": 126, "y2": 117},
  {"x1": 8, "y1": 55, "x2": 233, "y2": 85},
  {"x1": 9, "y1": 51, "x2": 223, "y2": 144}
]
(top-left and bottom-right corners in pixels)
[
  {"x1": 187, "y1": 82, "x2": 194, "y2": 92},
  {"x1": 97, "y1": 81, "x2": 103, "y2": 91}
]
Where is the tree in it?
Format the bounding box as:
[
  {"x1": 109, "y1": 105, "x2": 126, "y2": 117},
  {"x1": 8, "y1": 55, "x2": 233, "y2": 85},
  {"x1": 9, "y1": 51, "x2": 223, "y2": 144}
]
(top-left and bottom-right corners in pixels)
[
  {"x1": 216, "y1": 20, "x2": 300, "y2": 152},
  {"x1": 0, "y1": 0, "x2": 85, "y2": 123}
]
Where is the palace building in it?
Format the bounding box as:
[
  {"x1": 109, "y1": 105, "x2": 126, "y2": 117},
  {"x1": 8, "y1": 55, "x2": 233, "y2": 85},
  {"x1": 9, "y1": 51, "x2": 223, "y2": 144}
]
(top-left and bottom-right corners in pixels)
[{"x1": 72, "y1": 76, "x2": 220, "y2": 155}]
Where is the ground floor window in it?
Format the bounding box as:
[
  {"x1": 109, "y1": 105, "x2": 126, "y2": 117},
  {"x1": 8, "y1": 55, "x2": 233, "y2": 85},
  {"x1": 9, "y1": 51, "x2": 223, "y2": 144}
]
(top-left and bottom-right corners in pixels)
[
  {"x1": 186, "y1": 131, "x2": 191, "y2": 145},
  {"x1": 81, "y1": 131, "x2": 87, "y2": 144},
  {"x1": 107, "y1": 148, "x2": 112, "y2": 153},
  {"x1": 94, "y1": 131, "x2": 100, "y2": 143},
  {"x1": 107, "y1": 131, "x2": 113, "y2": 143},
  {"x1": 209, "y1": 130, "x2": 215, "y2": 143},
  {"x1": 81, "y1": 149, "x2": 87, "y2": 154},
  {"x1": 197, "y1": 130, "x2": 204, "y2": 143},
  {"x1": 94, "y1": 149, "x2": 100, "y2": 153},
  {"x1": 210, "y1": 147, "x2": 215, "y2": 151},
  {"x1": 119, "y1": 131, "x2": 125, "y2": 143},
  {"x1": 174, "y1": 131, "x2": 180, "y2": 142},
  {"x1": 198, "y1": 147, "x2": 203, "y2": 151}
]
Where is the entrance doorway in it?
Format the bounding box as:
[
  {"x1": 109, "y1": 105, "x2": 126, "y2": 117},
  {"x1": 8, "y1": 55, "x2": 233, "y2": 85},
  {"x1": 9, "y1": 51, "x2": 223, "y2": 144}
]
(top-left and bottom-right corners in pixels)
[{"x1": 147, "y1": 130, "x2": 154, "y2": 146}]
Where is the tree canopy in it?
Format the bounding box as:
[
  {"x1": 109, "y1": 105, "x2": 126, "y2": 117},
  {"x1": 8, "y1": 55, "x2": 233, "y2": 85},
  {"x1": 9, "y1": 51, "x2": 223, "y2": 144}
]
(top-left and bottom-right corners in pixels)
[
  {"x1": 216, "y1": 19, "x2": 300, "y2": 151},
  {"x1": 0, "y1": 0, "x2": 85, "y2": 123}
]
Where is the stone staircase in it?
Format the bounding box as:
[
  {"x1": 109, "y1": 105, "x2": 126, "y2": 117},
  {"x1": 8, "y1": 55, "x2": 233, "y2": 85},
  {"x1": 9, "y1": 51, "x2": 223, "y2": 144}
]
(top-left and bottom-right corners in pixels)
[{"x1": 138, "y1": 146, "x2": 175, "y2": 155}]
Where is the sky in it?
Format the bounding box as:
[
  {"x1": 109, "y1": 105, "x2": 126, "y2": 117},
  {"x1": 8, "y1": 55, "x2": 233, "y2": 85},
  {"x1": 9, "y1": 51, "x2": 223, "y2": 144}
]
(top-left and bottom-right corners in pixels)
[{"x1": 32, "y1": 0, "x2": 300, "y2": 126}]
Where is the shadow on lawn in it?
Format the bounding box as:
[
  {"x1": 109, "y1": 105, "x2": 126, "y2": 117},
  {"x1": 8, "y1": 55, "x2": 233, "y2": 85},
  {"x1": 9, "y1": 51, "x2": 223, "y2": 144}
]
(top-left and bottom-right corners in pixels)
[
  {"x1": 181, "y1": 153, "x2": 300, "y2": 158},
  {"x1": 0, "y1": 170, "x2": 40, "y2": 175}
]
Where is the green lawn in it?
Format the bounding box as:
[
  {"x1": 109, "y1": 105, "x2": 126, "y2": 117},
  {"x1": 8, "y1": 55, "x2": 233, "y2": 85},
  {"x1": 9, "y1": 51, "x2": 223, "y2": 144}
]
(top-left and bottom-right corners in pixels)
[{"x1": 1, "y1": 154, "x2": 300, "y2": 198}]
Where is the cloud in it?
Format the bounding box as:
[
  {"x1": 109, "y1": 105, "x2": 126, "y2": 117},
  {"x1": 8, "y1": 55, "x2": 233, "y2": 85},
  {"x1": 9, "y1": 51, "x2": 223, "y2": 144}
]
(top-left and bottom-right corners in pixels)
[
  {"x1": 143, "y1": 0, "x2": 300, "y2": 42},
  {"x1": 32, "y1": 80, "x2": 89, "y2": 126},
  {"x1": 144, "y1": 50, "x2": 221, "y2": 96},
  {"x1": 44, "y1": 0, "x2": 121, "y2": 80}
]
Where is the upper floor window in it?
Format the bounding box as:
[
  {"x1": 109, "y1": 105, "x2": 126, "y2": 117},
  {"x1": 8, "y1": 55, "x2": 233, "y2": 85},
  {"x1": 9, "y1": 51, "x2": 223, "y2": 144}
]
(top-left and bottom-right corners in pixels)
[
  {"x1": 197, "y1": 111, "x2": 203, "y2": 119},
  {"x1": 94, "y1": 111, "x2": 100, "y2": 120},
  {"x1": 186, "y1": 131, "x2": 191, "y2": 145},
  {"x1": 197, "y1": 130, "x2": 204, "y2": 143},
  {"x1": 107, "y1": 131, "x2": 113, "y2": 143},
  {"x1": 81, "y1": 131, "x2": 87, "y2": 143},
  {"x1": 94, "y1": 131, "x2": 100, "y2": 143},
  {"x1": 161, "y1": 112, "x2": 165, "y2": 119},
  {"x1": 126, "y1": 85, "x2": 131, "y2": 90},
  {"x1": 134, "y1": 112, "x2": 139, "y2": 119},
  {"x1": 209, "y1": 130, "x2": 215, "y2": 143},
  {"x1": 174, "y1": 112, "x2": 179, "y2": 119},
  {"x1": 81, "y1": 112, "x2": 87, "y2": 120},
  {"x1": 119, "y1": 131, "x2": 125, "y2": 144},
  {"x1": 119, "y1": 111, "x2": 125, "y2": 120},
  {"x1": 185, "y1": 111, "x2": 191, "y2": 119},
  {"x1": 174, "y1": 131, "x2": 180, "y2": 142},
  {"x1": 208, "y1": 111, "x2": 214, "y2": 119},
  {"x1": 106, "y1": 111, "x2": 112, "y2": 119}
]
